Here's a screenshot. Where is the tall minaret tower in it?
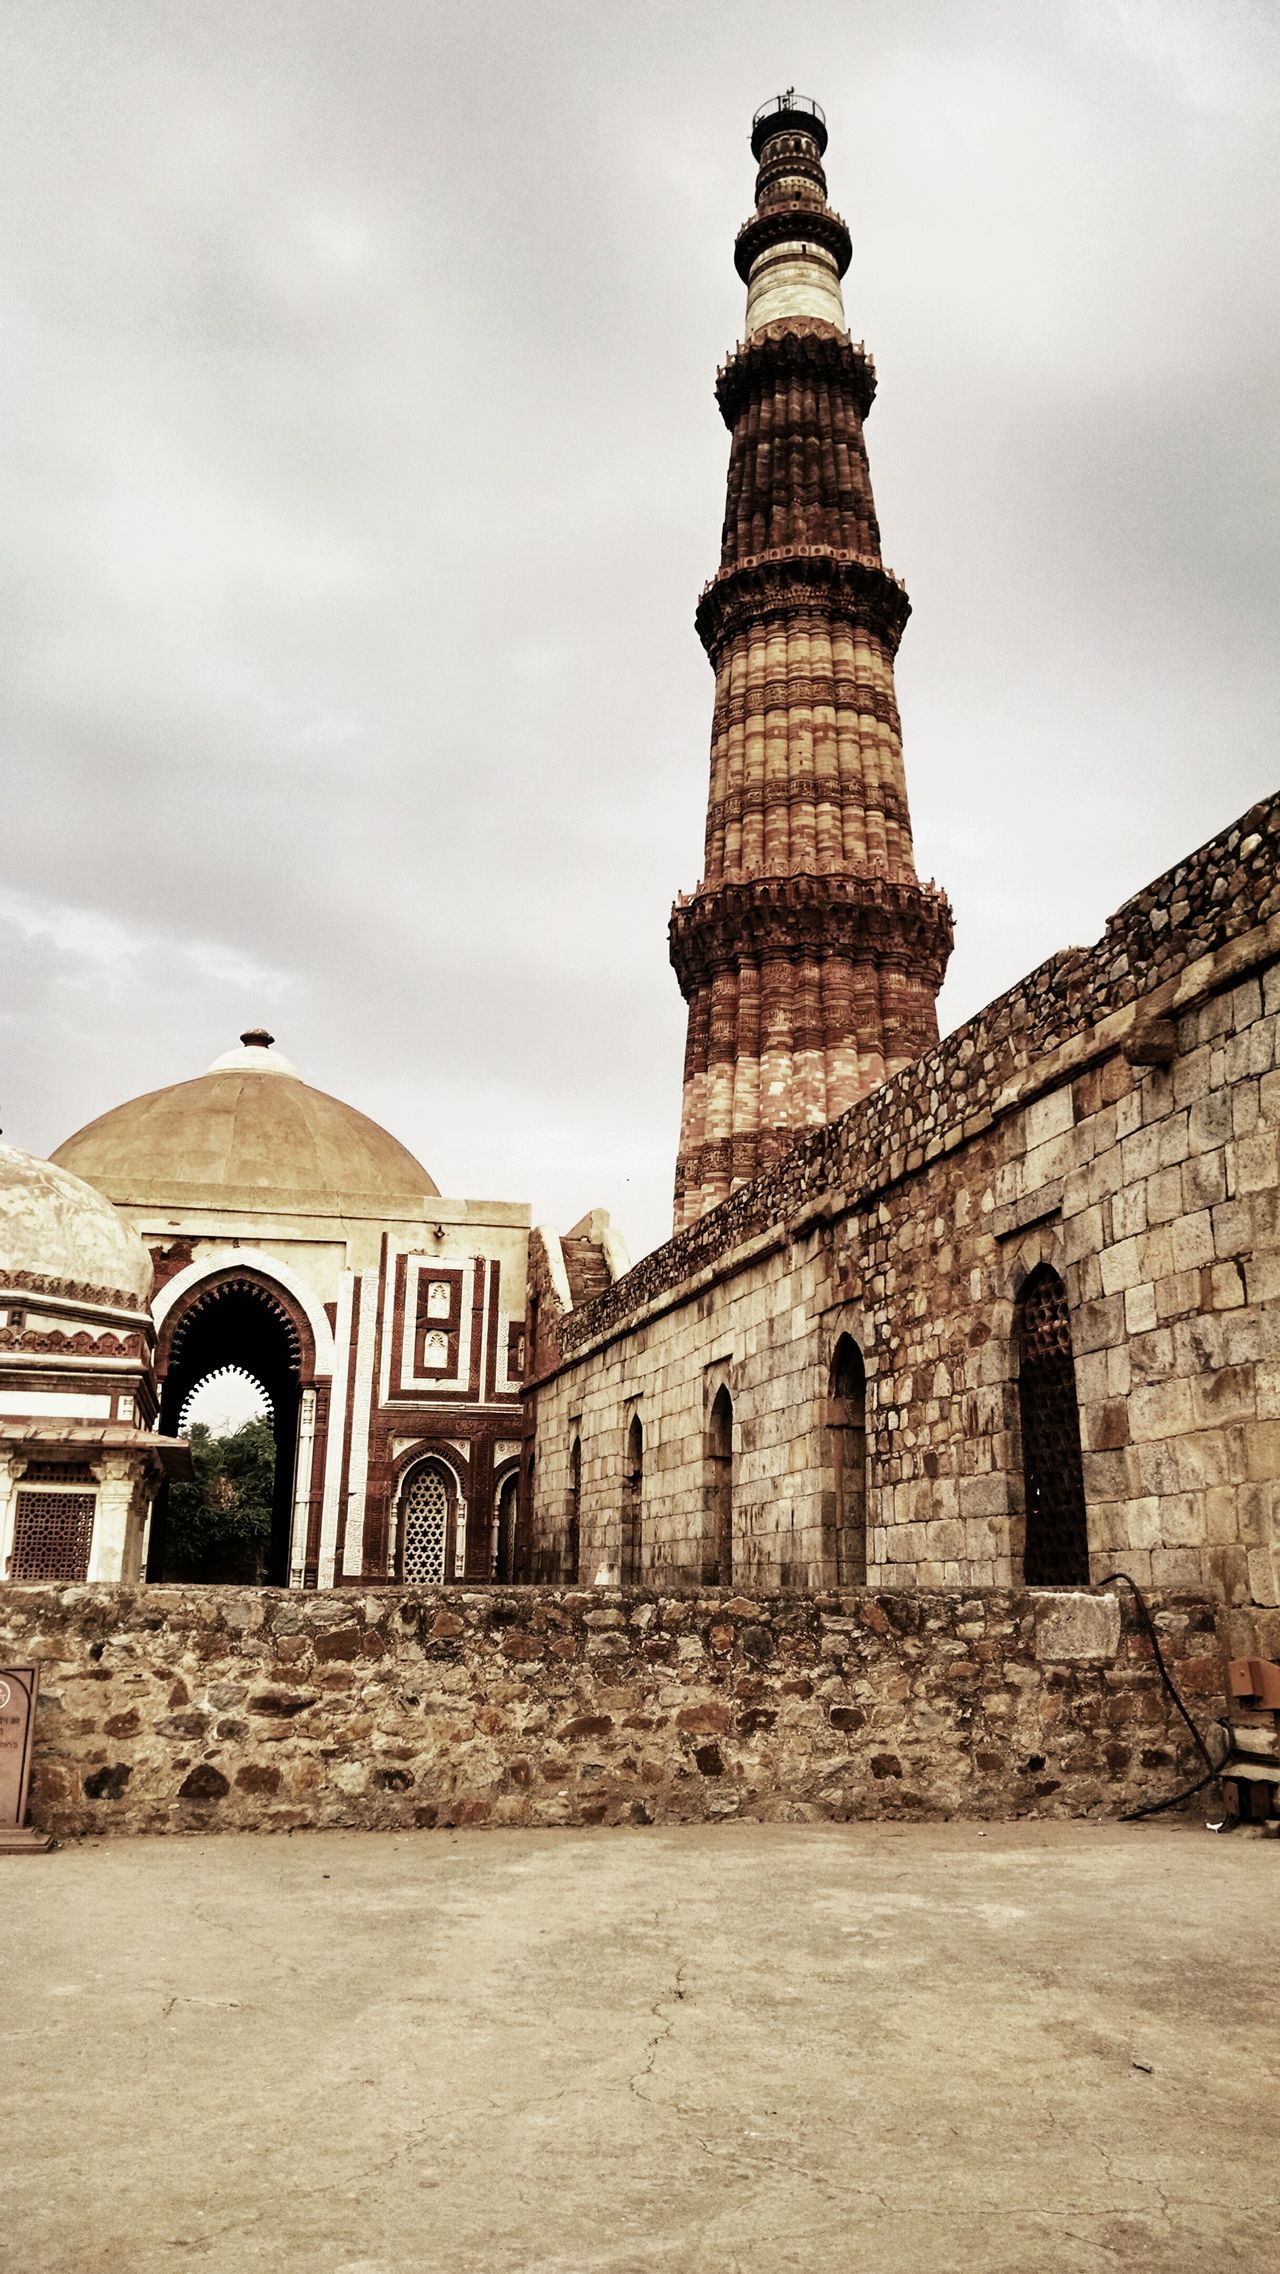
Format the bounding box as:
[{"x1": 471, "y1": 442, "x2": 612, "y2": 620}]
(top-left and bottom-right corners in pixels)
[{"x1": 669, "y1": 93, "x2": 953, "y2": 1230}]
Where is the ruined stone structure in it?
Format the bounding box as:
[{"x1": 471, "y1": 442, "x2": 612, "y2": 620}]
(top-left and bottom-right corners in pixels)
[{"x1": 671, "y1": 95, "x2": 952, "y2": 1231}]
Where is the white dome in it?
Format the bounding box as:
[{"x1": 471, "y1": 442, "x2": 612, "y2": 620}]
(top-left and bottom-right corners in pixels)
[{"x1": 0, "y1": 1142, "x2": 154, "y2": 1305}]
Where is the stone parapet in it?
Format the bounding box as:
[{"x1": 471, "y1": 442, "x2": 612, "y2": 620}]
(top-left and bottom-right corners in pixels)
[
  {"x1": 605, "y1": 795, "x2": 1280, "y2": 1348},
  {"x1": 1, "y1": 1581, "x2": 1224, "y2": 1838}
]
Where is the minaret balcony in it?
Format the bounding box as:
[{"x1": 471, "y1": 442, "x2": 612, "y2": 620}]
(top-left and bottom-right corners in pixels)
[
  {"x1": 715, "y1": 327, "x2": 876, "y2": 425},
  {"x1": 695, "y1": 550, "x2": 911, "y2": 661},
  {"x1": 668, "y1": 872, "x2": 955, "y2": 1000},
  {"x1": 734, "y1": 202, "x2": 852, "y2": 284}
]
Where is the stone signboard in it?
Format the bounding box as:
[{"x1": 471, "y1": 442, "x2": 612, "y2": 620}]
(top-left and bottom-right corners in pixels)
[{"x1": 0, "y1": 1665, "x2": 46, "y2": 1853}]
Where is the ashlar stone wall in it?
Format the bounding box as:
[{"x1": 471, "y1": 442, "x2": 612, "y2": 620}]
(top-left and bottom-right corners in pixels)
[
  {"x1": 529, "y1": 800, "x2": 1280, "y2": 1605},
  {"x1": 1, "y1": 1580, "x2": 1224, "y2": 1838}
]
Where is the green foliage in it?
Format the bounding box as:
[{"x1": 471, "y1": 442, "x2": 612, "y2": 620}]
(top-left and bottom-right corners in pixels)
[{"x1": 163, "y1": 1416, "x2": 276, "y2": 1583}]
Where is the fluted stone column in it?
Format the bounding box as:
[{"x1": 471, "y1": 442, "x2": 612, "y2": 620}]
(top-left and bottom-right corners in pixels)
[
  {"x1": 86, "y1": 1454, "x2": 147, "y2": 1583},
  {"x1": 670, "y1": 94, "x2": 953, "y2": 1230}
]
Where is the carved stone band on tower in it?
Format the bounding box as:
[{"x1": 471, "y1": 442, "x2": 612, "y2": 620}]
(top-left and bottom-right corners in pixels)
[{"x1": 669, "y1": 94, "x2": 954, "y2": 1231}]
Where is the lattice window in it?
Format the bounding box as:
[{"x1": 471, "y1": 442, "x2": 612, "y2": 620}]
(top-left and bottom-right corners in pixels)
[
  {"x1": 1018, "y1": 1267, "x2": 1090, "y2": 1586},
  {"x1": 10, "y1": 1490, "x2": 96, "y2": 1581},
  {"x1": 401, "y1": 1465, "x2": 451, "y2": 1583}
]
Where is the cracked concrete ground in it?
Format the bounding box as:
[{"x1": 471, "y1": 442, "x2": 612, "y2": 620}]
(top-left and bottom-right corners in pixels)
[{"x1": 2, "y1": 1820, "x2": 1276, "y2": 2272}]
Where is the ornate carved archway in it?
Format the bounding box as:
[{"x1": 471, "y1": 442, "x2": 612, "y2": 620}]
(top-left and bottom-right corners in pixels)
[{"x1": 153, "y1": 1268, "x2": 317, "y2": 1585}]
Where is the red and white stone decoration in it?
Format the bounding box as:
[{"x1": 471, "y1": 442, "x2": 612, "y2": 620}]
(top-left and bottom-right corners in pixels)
[{"x1": 671, "y1": 99, "x2": 953, "y2": 1229}]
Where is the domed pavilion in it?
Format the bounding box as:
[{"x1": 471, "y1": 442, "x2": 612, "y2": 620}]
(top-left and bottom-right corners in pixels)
[{"x1": 0, "y1": 1144, "x2": 188, "y2": 1584}]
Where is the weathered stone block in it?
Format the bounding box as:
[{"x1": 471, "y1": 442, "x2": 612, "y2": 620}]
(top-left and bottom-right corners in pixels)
[
  {"x1": 1128, "y1": 1379, "x2": 1195, "y2": 1442},
  {"x1": 1100, "y1": 1238, "x2": 1143, "y2": 1295},
  {"x1": 1146, "y1": 1167, "x2": 1184, "y2": 1225},
  {"x1": 1234, "y1": 1130, "x2": 1280, "y2": 1195},
  {"x1": 1033, "y1": 1594, "x2": 1121, "y2": 1663}
]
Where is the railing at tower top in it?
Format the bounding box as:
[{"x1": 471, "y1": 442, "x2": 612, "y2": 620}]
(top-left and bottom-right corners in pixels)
[
  {"x1": 752, "y1": 91, "x2": 826, "y2": 134},
  {"x1": 751, "y1": 92, "x2": 827, "y2": 157},
  {"x1": 750, "y1": 92, "x2": 832, "y2": 143}
]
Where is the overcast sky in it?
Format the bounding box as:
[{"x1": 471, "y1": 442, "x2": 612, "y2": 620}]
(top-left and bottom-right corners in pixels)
[{"x1": 3, "y1": 0, "x2": 1277, "y2": 1262}]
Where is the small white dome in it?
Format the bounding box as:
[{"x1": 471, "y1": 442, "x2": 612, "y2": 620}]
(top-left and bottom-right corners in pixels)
[
  {"x1": 207, "y1": 1028, "x2": 300, "y2": 1078},
  {"x1": 0, "y1": 1143, "x2": 154, "y2": 1304}
]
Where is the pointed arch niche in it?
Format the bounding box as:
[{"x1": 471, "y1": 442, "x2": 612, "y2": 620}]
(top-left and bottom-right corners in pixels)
[
  {"x1": 155, "y1": 1265, "x2": 318, "y2": 1586},
  {"x1": 566, "y1": 1431, "x2": 582, "y2": 1584},
  {"x1": 704, "y1": 1384, "x2": 734, "y2": 1586},
  {"x1": 395, "y1": 1456, "x2": 460, "y2": 1585},
  {"x1": 827, "y1": 1334, "x2": 867, "y2": 1586},
  {"x1": 621, "y1": 1413, "x2": 643, "y2": 1585},
  {"x1": 493, "y1": 1461, "x2": 520, "y2": 1583}
]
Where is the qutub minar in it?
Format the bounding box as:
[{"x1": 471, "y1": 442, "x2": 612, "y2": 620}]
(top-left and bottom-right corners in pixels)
[{"x1": 670, "y1": 92, "x2": 953, "y2": 1229}]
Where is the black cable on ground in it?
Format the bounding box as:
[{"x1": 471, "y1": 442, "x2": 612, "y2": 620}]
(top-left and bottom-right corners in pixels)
[
  {"x1": 1096, "y1": 1570, "x2": 1225, "y2": 1823},
  {"x1": 1122, "y1": 1760, "x2": 1225, "y2": 1822}
]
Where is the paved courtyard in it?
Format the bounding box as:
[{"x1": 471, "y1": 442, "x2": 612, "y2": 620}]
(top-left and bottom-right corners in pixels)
[{"x1": 2, "y1": 1820, "x2": 1275, "y2": 2272}]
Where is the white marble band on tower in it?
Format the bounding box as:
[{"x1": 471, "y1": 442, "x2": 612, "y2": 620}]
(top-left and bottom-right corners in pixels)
[{"x1": 744, "y1": 239, "x2": 846, "y2": 335}]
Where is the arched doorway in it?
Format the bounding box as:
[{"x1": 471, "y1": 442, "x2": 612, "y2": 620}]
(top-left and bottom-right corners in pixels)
[
  {"x1": 493, "y1": 1467, "x2": 519, "y2": 1582},
  {"x1": 153, "y1": 1269, "x2": 313, "y2": 1585}
]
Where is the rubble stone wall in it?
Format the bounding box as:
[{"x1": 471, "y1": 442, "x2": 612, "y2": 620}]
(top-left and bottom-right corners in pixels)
[
  {"x1": 531, "y1": 799, "x2": 1280, "y2": 1604},
  {"x1": 1, "y1": 1581, "x2": 1224, "y2": 1839}
]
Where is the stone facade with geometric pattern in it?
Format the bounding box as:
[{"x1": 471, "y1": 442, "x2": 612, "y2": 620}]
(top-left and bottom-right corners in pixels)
[{"x1": 47, "y1": 1036, "x2": 533, "y2": 1591}]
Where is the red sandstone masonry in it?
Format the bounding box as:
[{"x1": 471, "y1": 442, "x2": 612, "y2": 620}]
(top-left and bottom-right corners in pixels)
[
  {"x1": 1, "y1": 1581, "x2": 1225, "y2": 1838},
  {"x1": 669, "y1": 117, "x2": 954, "y2": 1230}
]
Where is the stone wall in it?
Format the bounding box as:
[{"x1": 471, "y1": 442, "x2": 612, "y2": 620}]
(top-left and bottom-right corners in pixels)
[
  {"x1": 1, "y1": 1581, "x2": 1223, "y2": 1838},
  {"x1": 529, "y1": 798, "x2": 1280, "y2": 1605},
  {"x1": 573, "y1": 797, "x2": 1280, "y2": 1346}
]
